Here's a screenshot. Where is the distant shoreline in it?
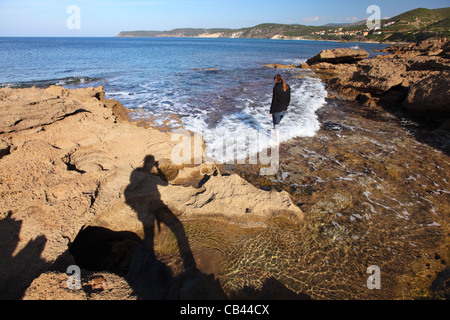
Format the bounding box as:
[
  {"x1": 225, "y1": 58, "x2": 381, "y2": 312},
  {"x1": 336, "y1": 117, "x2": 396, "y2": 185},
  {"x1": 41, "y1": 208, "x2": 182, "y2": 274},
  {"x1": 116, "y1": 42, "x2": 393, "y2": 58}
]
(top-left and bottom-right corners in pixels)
[
  {"x1": 116, "y1": 6, "x2": 450, "y2": 45},
  {"x1": 115, "y1": 35, "x2": 397, "y2": 45},
  {"x1": 0, "y1": 35, "x2": 397, "y2": 45}
]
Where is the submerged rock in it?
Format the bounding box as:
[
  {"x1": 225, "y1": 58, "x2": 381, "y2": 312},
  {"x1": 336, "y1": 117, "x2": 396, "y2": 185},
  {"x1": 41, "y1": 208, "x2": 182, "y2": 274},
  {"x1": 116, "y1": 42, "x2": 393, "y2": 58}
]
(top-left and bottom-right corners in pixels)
[{"x1": 263, "y1": 63, "x2": 299, "y2": 69}]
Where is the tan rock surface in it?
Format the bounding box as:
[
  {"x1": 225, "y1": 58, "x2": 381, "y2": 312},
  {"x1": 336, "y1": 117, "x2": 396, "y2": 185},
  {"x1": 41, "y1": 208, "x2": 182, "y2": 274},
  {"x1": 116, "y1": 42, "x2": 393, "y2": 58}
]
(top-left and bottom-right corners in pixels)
[
  {"x1": 306, "y1": 48, "x2": 369, "y2": 65},
  {"x1": 303, "y1": 39, "x2": 450, "y2": 120},
  {"x1": 23, "y1": 270, "x2": 136, "y2": 300},
  {"x1": 0, "y1": 85, "x2": 303, "y2": 299}
]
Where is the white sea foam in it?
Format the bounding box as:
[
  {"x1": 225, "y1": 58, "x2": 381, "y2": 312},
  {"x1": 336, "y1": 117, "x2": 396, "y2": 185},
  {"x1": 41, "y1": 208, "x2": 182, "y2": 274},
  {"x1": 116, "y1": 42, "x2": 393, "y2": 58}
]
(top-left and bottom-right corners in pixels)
[
  {"x1": 54, "y1": 76, "x2": 92, "y2": 86},
  {"x1": 108, "y1": 74, "x2": 327, "y2": 164},
  {"x1": 182, "y1": 76, "x2": 327, "y2": 163},
  {"x1": 280, "y1": 58, "x2": 307, "y2": 65},
  {"x1": 106, "y1": 91, "x2": 135, "y2": 96}
]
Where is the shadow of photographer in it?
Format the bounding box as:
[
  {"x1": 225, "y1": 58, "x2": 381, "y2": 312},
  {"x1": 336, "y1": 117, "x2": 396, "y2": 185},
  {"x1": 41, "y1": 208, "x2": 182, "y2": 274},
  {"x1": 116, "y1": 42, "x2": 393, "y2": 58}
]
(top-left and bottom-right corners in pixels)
[
  {"x1": 124, "y1": 155, "x2": 197, "y2": 272},
  {"x1": 69, "y1": 154, "x2": 310, "y2": 300},
  {"x1": 69, "y1": 154, "x2": 226, "y2": 299}
]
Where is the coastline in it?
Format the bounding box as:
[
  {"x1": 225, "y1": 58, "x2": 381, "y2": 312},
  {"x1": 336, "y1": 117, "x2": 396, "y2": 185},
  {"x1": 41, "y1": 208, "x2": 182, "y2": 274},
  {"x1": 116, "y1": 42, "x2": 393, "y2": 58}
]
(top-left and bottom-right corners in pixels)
[
  {"x1": 0, "y1": 85, "x2": 303, "y2": 300},
  {"x1": 1, "y1": 38, "x2": 449, "y2": 300},
  {"x1": 225, "y1": 39, "x2": 449, "y2": 299},
  {"x1": 223, "y1": 94, "x2": 449, "y2": 299},
  {"x1": 300, "y1": 38, "x2": 450, "y2": 131},
  {"x1": 115, "y1": 34, "x2": 397, "y2": 45}
]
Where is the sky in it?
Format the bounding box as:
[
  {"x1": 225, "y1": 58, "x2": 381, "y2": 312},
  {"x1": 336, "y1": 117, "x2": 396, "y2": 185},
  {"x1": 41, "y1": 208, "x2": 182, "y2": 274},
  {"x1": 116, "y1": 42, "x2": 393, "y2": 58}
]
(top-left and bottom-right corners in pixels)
[{"x1": 0, "y1": 0, "x2": 448, "y2": 37}]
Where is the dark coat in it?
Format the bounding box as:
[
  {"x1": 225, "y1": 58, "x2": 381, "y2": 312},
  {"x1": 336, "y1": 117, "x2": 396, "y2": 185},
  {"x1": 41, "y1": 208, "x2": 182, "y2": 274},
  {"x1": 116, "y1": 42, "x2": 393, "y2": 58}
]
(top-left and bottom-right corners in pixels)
[{"x1": 270, "y1": 81, "x2": 291, "y2": 114}]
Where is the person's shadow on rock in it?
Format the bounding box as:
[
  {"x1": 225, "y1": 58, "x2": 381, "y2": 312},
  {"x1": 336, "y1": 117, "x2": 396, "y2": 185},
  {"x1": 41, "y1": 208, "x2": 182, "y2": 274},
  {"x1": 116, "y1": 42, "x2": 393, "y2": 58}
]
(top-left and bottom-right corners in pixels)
[
  {"x1": 123, "y1": 155, "x2": 227, "y2": 299},
  {"x1": 124, "y1": 155, "x2": 197, "y2": 273},
  {"x1": 70, "y1": 154, "x2": 226, "y2": 299},
  {"x1": 64, "y1": 154, "x2": 309, "y2": 300}
]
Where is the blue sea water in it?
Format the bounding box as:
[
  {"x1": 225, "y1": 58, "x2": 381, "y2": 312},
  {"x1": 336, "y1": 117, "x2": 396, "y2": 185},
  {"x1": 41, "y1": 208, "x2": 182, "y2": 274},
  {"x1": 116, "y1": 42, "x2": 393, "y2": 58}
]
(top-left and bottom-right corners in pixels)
[{"x1": 0, "y1": 37, "x2": 387, "y2": 161}]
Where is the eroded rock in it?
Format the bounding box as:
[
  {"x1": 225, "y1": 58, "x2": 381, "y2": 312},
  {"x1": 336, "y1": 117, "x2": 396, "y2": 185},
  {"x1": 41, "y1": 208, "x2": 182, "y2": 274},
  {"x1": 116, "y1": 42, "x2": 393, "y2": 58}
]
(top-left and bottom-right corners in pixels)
[
  {"x1": 303, "y1": 39, "x2": 450, "y2": 122},
  {"x1": 0, "y1": 86, "x2": 303, "y2": 299},
  {"x1": 306, "y1": 48, "x2": 369, "y2": 65}
]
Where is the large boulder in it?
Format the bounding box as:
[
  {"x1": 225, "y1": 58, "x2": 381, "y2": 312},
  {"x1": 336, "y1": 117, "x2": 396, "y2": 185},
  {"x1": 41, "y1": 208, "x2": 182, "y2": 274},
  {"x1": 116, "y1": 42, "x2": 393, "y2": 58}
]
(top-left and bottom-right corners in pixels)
[
  {"x1": 325, "y1": 58, "x2": 407, "y2": 101},
  {"x1": 311, "y1": 39, "x2": 450, "y2": 124},
  {"x1": 306, "y1": 48, "x2": 369, "y2": 65},
  {"x1": 403, "y1": 71, "x2": 450, "y2": 115},
  {"x1": 351, "y1": 59, "x2": 407, "y2": 93}
]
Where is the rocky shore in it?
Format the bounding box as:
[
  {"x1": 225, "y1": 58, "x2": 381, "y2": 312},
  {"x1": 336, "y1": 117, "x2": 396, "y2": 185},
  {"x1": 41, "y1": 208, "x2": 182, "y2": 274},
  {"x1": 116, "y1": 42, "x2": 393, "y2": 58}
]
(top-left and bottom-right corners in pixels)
[
  {"x1": 300, "y1": 38, "x2": 450, "y2": 131},
  {"x1": 0, "y1": 86, "x2": 302, "y2": 299},
  {"x1": 229, "y1": 39, "x2": 450, "y2": 299},
  {"x1": 1, "y1": 39, "x2": 449, "y2": 300}
]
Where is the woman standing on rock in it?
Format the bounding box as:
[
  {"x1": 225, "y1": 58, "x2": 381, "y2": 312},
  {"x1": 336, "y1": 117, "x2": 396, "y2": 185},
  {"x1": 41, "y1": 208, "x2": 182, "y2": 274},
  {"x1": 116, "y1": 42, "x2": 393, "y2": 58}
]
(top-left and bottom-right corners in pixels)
[{"x1": 270, "y1": 74, "x2": 290, "y2": 145}]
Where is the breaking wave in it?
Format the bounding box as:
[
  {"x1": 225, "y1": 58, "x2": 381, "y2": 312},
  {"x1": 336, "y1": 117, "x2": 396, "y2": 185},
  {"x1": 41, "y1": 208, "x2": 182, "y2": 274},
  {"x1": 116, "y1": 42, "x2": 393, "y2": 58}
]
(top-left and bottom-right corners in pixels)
[{"x1": 182, "y1": 76, "x2": 327, "y2": 163}]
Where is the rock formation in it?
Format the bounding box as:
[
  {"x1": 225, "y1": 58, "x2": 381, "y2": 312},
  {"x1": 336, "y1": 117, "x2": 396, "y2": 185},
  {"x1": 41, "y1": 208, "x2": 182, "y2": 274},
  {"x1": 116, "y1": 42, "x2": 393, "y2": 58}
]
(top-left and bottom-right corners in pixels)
[
  {"x1": 263, "y1": 63, "x2": 299, "y2": 69},
  {"x1": 301, "y1": 39, "x2": 450, "y2": 125},
  {"x1": 0, "y1": 85, "x2": 303, "y2": 299},
  {"x1": 306, "y1": 48, "x2": 370, "y2": 65}
]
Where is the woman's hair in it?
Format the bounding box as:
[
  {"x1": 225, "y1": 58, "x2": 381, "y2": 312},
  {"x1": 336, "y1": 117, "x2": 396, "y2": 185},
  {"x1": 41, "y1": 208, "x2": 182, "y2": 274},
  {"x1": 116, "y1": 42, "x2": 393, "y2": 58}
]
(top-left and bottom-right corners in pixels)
[{"x1": 274, "y1": 74, "x2": 289, "y2": 92}]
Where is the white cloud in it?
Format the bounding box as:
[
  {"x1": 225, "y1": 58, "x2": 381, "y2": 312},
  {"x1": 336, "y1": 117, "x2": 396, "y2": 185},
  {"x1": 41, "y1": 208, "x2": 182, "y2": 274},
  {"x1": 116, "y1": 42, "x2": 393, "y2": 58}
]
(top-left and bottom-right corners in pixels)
[
  {"x1": 302, "y1": 16, "x2": 326, "y2": 22},
  {"x1": 344, "y1": 17, "x2": 359, "y2": 22}
]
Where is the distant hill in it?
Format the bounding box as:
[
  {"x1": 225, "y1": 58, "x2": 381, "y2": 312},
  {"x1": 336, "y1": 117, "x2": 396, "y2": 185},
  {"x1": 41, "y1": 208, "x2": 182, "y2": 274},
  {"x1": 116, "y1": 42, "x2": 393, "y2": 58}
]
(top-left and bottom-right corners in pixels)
[
  {"x1": 117, "y1": 28, "x2": 231, "y2": 38},
  {"x1": 117, "y1": 7, "x2": 450, "y2": 43},
  {"x1": 324, "y1": 23, "x2": 351, "y2": 28},
  {"x1": 371, "y1": 7, "x2": 450, "y2": 42}
]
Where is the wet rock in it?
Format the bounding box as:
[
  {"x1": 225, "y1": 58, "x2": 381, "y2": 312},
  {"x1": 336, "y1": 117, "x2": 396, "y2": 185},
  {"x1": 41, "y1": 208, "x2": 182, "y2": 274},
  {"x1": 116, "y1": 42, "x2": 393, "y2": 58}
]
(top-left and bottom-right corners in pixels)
[
  {"x1": 179, "y1": 271, "x2": 227, "y2": 300},
  {"x1": 356, "y1": 93, "x2": 378, "y2": 107},
  {"x1": 193, "y1": 68, "x2": 218, "y2": 71},
  {"x1": 263, "y1": 63, "x2": 299, "y2": 69},
  {"x1": 305, "y1": 39, "x2": 450, "y2": 124}
]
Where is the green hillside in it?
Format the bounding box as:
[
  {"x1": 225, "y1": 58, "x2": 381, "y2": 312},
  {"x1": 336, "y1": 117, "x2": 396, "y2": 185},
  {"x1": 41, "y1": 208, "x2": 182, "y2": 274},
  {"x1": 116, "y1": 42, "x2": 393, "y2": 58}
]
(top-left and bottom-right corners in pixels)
[
  {"x1": 368, "y1": 7, "x2": 450, "y2": 41},
  {"x1": 117, "y1": 7, "x2": 450, "y2": 43},
  {"x1": 427, "y1": 17, "x2": 450, "y2": 31},
  {"x1": 389, "y1": 7, "x2": 450, "y2": 26},
  {"x1": 118, "y1": 28, "x2": 231, "y2": 37}
]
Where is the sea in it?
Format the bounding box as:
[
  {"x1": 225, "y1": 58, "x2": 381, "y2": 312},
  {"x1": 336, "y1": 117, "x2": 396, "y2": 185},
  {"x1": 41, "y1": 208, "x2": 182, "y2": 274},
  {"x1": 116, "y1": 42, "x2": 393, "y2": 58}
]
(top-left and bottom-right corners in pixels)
[{"x1": 0, "y1": 37, "x2": 387, "y2": 162}]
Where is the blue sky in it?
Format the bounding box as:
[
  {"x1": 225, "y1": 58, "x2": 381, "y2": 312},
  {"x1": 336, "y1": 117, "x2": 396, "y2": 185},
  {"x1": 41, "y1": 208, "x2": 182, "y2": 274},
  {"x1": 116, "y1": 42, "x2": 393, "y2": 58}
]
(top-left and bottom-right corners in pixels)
[{"x1": 0, "y1": 0, "x2": 448, "y2": 36}]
